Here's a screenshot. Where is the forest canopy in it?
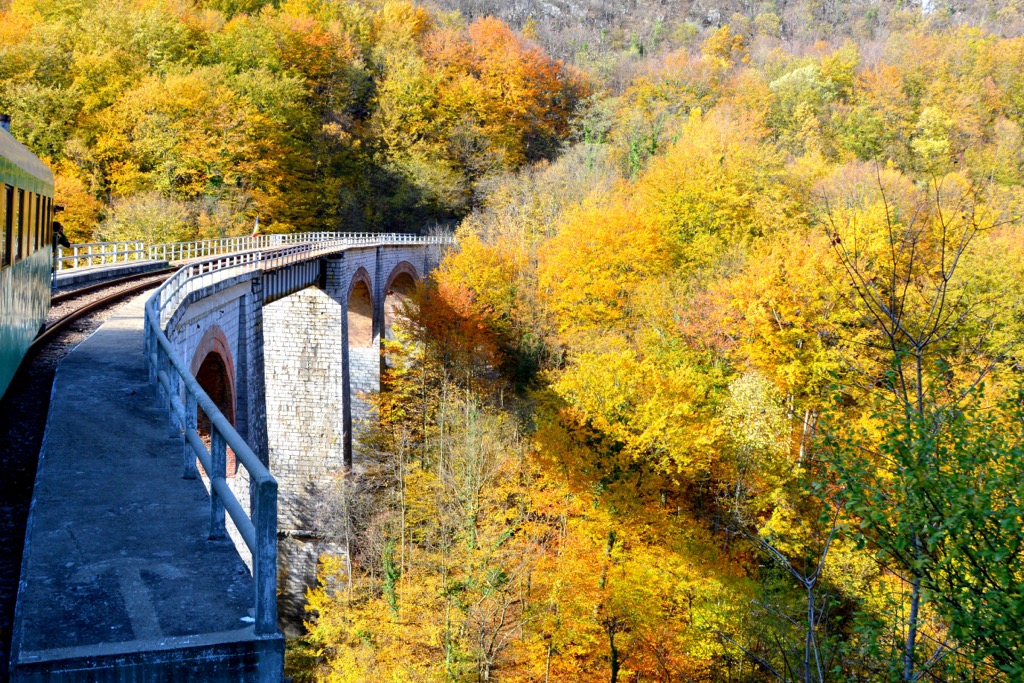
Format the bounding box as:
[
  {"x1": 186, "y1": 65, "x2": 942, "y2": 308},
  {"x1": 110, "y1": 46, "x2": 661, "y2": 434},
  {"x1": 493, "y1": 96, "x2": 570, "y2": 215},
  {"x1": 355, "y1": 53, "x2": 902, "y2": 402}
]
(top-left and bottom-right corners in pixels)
[{"x1": 0, "y1": 0, "x2": 588, "y2": 241}]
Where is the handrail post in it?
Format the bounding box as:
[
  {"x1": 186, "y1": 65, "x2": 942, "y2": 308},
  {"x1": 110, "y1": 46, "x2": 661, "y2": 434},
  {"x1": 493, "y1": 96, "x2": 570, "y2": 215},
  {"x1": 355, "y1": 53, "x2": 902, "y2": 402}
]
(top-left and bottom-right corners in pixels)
[
  {"x1": 210, "y1": 429, "x2": 227, "y2": 539},
  {"x1": 157, "y1": 348, "x2": 169, "y2": 404},
  {"x1": 166, "y1": 366, "x2": 179, "y2": 437},
  {"x1": 254, "y1": 478, "x2": 278, "y2": 634},
  {"x1": 145, "y1": 314, "x2": 155, "y2": 372},
  {"x1": 184, "y1": 392, "x2": 199, "y2": 480}
]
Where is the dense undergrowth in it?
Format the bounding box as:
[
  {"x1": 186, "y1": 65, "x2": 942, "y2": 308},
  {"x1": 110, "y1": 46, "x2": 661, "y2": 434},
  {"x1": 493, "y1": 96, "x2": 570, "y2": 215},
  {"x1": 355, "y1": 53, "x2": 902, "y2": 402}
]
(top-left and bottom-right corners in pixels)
[{"x1": 287, "y1": 10, "x2": 1024, "y2": 682}]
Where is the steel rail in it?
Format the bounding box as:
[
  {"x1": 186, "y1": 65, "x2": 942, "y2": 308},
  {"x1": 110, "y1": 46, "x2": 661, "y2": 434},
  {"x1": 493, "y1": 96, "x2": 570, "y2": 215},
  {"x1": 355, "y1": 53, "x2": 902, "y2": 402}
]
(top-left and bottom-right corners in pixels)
[
  {"x1": 50, "y1": 267, "x2": 177, "y2": 305},
  {"x1": 31, "y1": 273, "x2": 174, "y2": 354}
]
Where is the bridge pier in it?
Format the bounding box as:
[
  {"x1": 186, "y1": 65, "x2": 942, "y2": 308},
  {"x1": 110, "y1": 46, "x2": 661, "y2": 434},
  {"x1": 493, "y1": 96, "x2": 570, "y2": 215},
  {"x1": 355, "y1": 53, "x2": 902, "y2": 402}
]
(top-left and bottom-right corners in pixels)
[
  {"x1": 261, "y1": 249, "x2": 435, "y2": 629},
  {"x1": 262, "y1": 284, "x2": 345, "y2": 630}
]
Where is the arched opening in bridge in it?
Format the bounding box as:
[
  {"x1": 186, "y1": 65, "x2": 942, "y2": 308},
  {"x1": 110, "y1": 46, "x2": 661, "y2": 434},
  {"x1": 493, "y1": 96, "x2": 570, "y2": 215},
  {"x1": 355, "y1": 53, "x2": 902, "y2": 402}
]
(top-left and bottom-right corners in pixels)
[
  {"x1": 348, "y1": 279, "x2": 374, "y2": 348},
  {"x1": 195, "y1": 351, "x2": 238, "y2": 477},
  {"x1": 384, "y1": 271, "x2": 417, "y2": 342}
]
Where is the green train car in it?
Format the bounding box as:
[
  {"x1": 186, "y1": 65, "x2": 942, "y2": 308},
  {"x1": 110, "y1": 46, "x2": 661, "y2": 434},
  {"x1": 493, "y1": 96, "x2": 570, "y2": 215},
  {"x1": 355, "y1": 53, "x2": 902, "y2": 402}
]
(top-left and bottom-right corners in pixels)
[{"x1": 0, "y1": 118, "x2": 55, "y2": 399}]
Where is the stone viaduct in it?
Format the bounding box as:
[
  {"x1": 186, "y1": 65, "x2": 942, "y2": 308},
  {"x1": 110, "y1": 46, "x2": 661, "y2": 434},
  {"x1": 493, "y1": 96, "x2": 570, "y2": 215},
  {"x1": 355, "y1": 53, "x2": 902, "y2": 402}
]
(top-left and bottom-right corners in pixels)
[{"x1": 146, "y1": 235, "x2": 448, "y2": 627}]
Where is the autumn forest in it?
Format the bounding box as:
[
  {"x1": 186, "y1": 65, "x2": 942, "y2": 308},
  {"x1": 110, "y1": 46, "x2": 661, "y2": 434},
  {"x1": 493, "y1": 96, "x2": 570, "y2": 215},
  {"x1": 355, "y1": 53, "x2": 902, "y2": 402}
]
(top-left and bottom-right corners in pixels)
[{"x1": 4, "y1": 0, "x2": 1024, "y2": 680}]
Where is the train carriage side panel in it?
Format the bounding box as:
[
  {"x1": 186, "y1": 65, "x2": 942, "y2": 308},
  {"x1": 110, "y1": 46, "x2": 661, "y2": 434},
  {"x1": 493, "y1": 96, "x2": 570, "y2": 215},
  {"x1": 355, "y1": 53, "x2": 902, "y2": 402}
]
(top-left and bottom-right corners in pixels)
[
  {"x1": 0, "y1": 250, "x2": 50, "y2": 395},
  {"x1": 0, "y1": 127, "x2": 54, "y2": 399}
]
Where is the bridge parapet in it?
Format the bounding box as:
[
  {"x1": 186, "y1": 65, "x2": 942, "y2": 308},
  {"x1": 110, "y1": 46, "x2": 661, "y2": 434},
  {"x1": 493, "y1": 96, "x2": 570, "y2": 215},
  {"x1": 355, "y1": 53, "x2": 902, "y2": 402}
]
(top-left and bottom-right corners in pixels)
[
  {"x1": 150, "y1": 233, "x2": 450, "y2": 326},
  {"x1": 148, "y1": 232, "x2": 346, "y2": 264},
  {"x1": 143, "y1": 232, "x2": 453, "y2": 633}
]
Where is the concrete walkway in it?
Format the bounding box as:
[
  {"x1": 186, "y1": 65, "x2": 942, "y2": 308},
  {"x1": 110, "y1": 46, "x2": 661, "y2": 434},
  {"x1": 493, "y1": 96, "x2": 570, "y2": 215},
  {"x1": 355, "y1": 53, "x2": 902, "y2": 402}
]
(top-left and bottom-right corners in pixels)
[{"x1": 9, "y1": 293, "x2": 282, "y2": 681}]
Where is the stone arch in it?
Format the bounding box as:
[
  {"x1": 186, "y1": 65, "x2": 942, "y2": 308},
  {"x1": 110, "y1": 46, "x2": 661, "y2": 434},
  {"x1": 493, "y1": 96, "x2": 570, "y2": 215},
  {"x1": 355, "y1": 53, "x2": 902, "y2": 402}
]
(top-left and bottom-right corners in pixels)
[
  {"x1": 190, "y1": 325, "x2": 238, "y2": 477},
  {"x1": 347, "y1": 267, "x2": 374, "y2": 349},
  {"x1": 383, "y1": 261, "x2": 419, "y2": 341}
]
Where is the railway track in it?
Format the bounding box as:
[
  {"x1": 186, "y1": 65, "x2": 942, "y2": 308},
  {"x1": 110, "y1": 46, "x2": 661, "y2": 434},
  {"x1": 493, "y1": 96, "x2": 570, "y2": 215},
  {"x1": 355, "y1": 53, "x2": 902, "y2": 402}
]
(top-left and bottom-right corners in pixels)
[
  {"x1": 0, "y1": 267, "x2": 175, "y2": 681},
  {"x1": 50, "y1": 266, "x2": 176, "y2": 305},
  {"x1": 34, "y1": 268, "x2": 176, "y2": 353}
]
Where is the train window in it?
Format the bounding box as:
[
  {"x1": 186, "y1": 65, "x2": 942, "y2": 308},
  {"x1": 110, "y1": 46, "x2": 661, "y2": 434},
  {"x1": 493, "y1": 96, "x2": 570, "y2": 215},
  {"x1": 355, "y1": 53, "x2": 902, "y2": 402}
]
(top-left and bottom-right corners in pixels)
[
  {"x1": 39, "y1": 195, "x2": 47, "y2": 251},
  {"x1": 0, "y1": 186, "x2": 7, "y2": 268},
  {"x1": 43, "y1": 196, "x2": 51, "y2": 248},
  {"x1": 26, "y1": 193, "x2": 33, "y2": 254},
  {"x1": 21, "y1": 192, "x2": 32, "y2": 259},
  {"x1": 31, "y1": 193, "x2": 39, "y2": 255},
  {"x1": 25, "y1": 193, "x2": 33, "y2": 255},
  {"x1": 35, "y1": 194, "x2": 42, "y2": 252},
  {"x1": 3, "y1": 186, "x2": 12, "y2": 267},
  {"x1": 32, "y1": 194, "x2": 39, "y2": 252},
  {"x1": 11, "y1": 189, "x2": 22, "y2": 263},
  {"x1": 29, "y1": 193, "x2": 38, "y2": 256},
  {"x1": 20, "y1": 192, "x2": 28, "y2": 259}
]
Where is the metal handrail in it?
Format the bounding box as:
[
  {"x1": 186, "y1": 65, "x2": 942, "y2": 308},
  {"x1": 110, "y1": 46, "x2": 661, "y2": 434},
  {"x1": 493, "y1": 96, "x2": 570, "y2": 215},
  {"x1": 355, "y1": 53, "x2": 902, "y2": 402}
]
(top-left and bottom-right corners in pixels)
[
  {"x1": 55, "y1": 231, "x2": 378, "y2": 270},
  {"x1": 147, "y1": 322, "x2": 278, "y2": 633},
  {"x1": 143, "y1": 231, "x2": 452, "y2": 635},
  {"x1": 147, "y1": 232, "x2": 345, "y2": 263}
]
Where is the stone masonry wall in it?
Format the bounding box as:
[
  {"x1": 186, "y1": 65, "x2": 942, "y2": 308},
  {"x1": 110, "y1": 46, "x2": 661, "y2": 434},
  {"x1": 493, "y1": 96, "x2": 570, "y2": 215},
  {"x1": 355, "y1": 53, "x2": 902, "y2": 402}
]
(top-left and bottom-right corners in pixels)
[
  {"x1": 262, "y1": 287, "x2": 344, "y2": 532},
  {"x1": 348, "y1": 348, "x2": 379, "y2": 427},
  {"x1": 262, "y1": 286, "x2": 346, "y2": 629}
]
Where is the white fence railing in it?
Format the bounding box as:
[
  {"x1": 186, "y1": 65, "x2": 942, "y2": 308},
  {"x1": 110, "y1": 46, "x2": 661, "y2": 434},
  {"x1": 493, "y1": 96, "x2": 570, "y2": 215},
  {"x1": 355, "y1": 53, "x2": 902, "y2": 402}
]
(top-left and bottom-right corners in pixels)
[
  {"x1": 146, "y1": 233, "x2": 343, "y2": 264},
  {"x1": 54, "y1": 231, "x2": 429, "y2": 270},
  {"x1": 55, "y1": 241, "x2": 147, "y2": 269},
  {"x1": 143, "y1": 232, "x2": 452, "y2": 634}
]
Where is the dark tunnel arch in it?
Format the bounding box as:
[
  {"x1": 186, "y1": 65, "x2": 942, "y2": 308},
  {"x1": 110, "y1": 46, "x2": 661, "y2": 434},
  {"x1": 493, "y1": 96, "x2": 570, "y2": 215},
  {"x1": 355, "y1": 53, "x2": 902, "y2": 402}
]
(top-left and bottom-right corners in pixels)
[
  {"x1": 384, "y1": 264, "x2": 418, "y2": 341},
  {"x1": 191, "y1": 327, "x2": 238, "y2": 477}
]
